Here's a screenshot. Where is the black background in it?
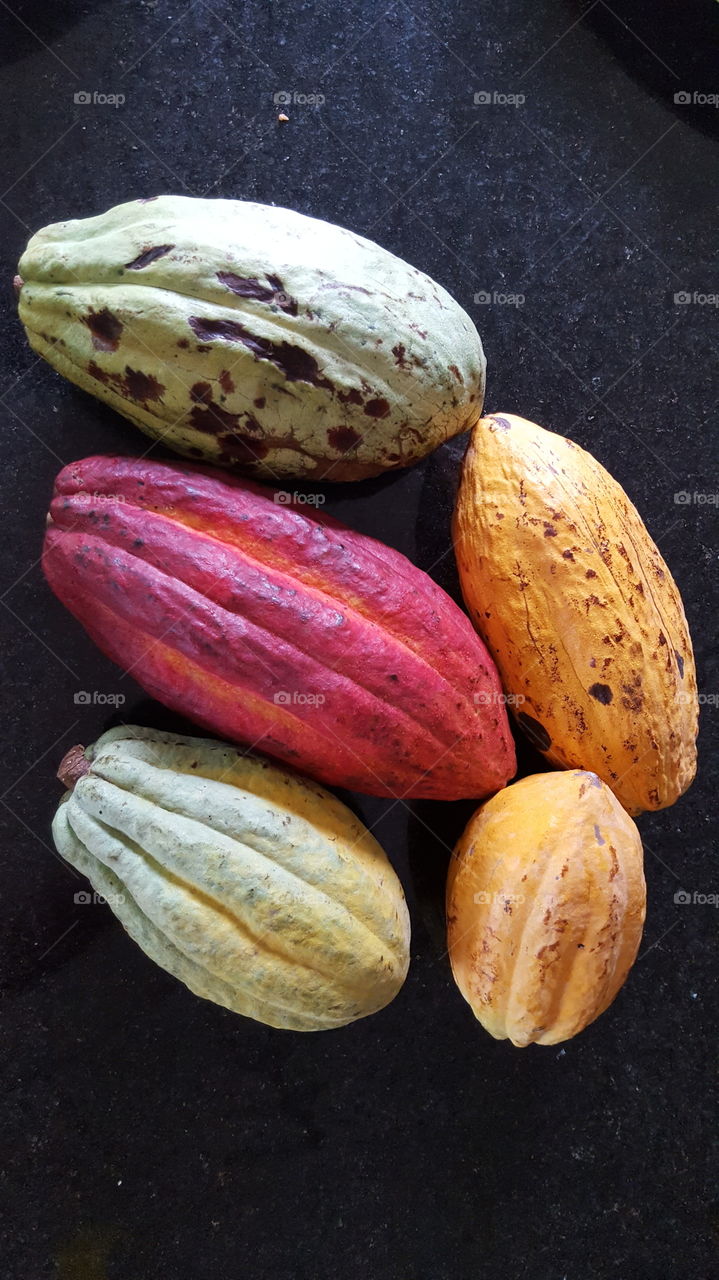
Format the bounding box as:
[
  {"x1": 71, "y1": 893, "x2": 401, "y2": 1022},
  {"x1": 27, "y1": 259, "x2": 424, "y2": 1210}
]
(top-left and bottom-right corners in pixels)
[{"x1": 1, "y1": 2, "x2": 717, "y2": 1277}]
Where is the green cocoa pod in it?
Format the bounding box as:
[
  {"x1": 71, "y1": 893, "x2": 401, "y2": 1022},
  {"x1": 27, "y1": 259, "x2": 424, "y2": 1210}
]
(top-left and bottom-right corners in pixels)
[
  {"x1": 17, "y1": 196, "x2": 485, "y2": 480},
  {"x1": 52, "y1": 726, "x2": 410, "y2": 1031}
]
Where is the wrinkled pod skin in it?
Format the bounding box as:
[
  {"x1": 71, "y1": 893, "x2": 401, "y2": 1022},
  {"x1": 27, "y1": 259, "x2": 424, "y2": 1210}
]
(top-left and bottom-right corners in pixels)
[
  {"x1": 453, "y1": 413, "x2": 698, "y2": 814},
  {"x1": 52, "y1": 726, "x2": 411, "y2": 1031},
  {"x1": 17, "y1": 196, "x2": 486, "y2": 480},
  {"x1": 43, "y1": 456, "x2": 516, "y2": 801},
  {"x1": 446, "y1": 770, "x2": 646, "y2": 1046}
]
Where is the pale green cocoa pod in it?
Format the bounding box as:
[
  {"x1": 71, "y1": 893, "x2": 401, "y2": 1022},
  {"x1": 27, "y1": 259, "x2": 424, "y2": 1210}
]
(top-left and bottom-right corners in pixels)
[
  {"x1": 52, "y1": 726, "x2": 410, "y2": 1031},
  {"x1": 17, "y1": 196, "x2": 485, "y2": 480}
]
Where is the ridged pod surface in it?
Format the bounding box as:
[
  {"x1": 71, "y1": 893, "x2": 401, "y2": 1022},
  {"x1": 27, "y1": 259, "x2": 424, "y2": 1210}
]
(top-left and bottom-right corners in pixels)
[
  {"x1": 43, "y1": 456, "x2": 516, "y2": 800},
  {"x1": 52, "y1": 726, "x2": 411, "y2": 1031},
  {"x1": 17, "y1": 196, "x2": 485, "y2": 480},
  {"x1": 453, "y1": 413, "x2": 698, "y2": 814},
  {"x1": 446, "y1": 770, "x2": 646, "y2": 1046}
]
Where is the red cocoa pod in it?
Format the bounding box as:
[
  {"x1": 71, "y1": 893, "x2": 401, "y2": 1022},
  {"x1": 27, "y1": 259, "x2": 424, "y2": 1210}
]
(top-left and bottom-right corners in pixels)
[{"x1": 43, "y1": 457, "x2": 516, "y2": 800}]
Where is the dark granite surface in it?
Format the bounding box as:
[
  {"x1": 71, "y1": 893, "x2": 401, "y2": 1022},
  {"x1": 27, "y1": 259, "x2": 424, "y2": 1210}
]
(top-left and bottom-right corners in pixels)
[{"x1": 1, "y1": 2, "x2": 717, "y2": 1277}]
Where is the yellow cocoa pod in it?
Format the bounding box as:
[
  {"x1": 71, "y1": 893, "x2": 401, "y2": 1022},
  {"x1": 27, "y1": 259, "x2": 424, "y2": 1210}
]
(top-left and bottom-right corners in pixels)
[
  {"x1": 52, "y1": 726, "x2": 410, "y2": 1031},
  {"x1": 453, "y1": 412, "x2": 698, "y2": 814},
  {"x1": 446, "y1": 770, "x2": 646, "y2": 1046}
]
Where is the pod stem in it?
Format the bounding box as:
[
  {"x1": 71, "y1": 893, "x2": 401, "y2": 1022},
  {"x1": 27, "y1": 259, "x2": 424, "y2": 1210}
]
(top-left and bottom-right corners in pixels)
[{"x1": 57, "y1": 745, "x2": 90, "y2": 790}]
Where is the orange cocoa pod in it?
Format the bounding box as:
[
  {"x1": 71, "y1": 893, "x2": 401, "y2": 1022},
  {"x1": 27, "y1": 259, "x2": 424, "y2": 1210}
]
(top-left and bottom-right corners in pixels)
[
  {"x1": 453, "y1": 412, "x2": 698, "y2": 814},
  {"x1": 446, "y1": 770, "x2": 646, "y2": 1046}
]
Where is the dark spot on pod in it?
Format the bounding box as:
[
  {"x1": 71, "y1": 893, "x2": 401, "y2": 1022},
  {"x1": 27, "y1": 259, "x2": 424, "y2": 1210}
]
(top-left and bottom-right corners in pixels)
[
  {"x1": 190, "y1": 381, "x2": 214, "y2": 404},
  {"x1": 83, "y1": 307, "x2": 123, "y2": 352},
  {"x1": 328, "y1": 426, "x2": 362, "y2": 453},
  {"x1": 86, "y1": 361, "x2": 164, "y2": 402},
  {"x1": 216, "y1": 272, "x2": 297, "y2": 315},
  {"x1": 187, "y1": 317, "x2": 334, "y2": 390},
  {"x1": 516, "y1": 712, "x2": 552, "y2": 752},
  {"x1": 123, "y1": 368, "x2": 164, "y2": 402},
  {"x1": 219, "y1": 369, "x2": 235, "y2": 394},
  {"x1": 337, "y1": 387, "x2": 364, "y2": 406},
  {"x1": 87, "y1": 360, "x2": 109, "y2": 384},
  {"x1": 218, "y1": 433, "x2": 269, "y2": 462},
  {"x1": 620, "y1": 676, "x2": 643, "y2": 712},
  {"x1": 562, "y1": 550, "x2": 575, "y2": 561},
  {"x1": 588, "y1": 682, "x2": 613, "y2": 704},
  {"x1": 124, "y1": 244, "x2": 175, "y2": 269},
  {"x1": 586, "y1": 569, "x2": 597, "y2": 579},
  {"x1": 658, "y1": 631, "x2": 667, "y2": 646},
  {"x1": 190, "y1": 403, "x2": 241, "y2": 434},
  {"x1": 544, "y1": 525, "x2": 557, "y2": 537},
  {"x1": 242, "y1": 414, "x2": 263, "y2": 435},
  {"x1": 177, "y1": 338, "x2": 190, "y2": 349},
  {"x1": 364, "y1": 397, "x2": 391, "y2": 419},
  {"x1": 674, "y1": 650, "x2": 685, "y2": 678},
  {"x1": 254, "y1": 396, "x2": 266, "y2": 409},
  {"x1": 448, "y1": 363, "x2": 464, "y2": 383},
  {"x1": 188, "y1": 316, "x2": 247, "y2": 343},
  {"x1": 393, "y1": 343, "x2": 409, "y2": 369}
]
